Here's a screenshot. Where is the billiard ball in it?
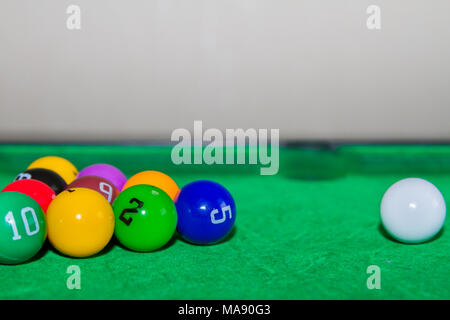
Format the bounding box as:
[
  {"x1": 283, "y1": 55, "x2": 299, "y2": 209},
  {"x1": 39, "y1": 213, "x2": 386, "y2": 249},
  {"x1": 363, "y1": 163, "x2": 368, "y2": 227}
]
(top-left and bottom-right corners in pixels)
[
  {"x1": 14, "y1": 168, "x2": 67, "y2": 194},
  {"x1": 2, "y1": 179, "x2": 56, "y2": 213},
  {"x1": 113, "y1": 184, "x2": 177, "y2": 252},
  {"x1": 67, "y1": 176, "x2": 119, "y2": 204},
  {"x1": 380, "y1": 178, "x2": 446, "y2": 243},
  {"x1": 46, "y1": 188, "x2": 114, "y2": 257},
  {"x1": 175, "y1": 180, "x2": 236, "y2": 245},
  {"x1": 27, "y1": 156, "x2": 78, "y2": 184},
  {"x1": 77, "y1": 163, "x2": 127, "y2": 191},
  {"x1": 0, "y1": 192, "x2": 47, "y2": 264},
  {"x1": 122, "y1": 170, "x2": 179, "y2": 199}
]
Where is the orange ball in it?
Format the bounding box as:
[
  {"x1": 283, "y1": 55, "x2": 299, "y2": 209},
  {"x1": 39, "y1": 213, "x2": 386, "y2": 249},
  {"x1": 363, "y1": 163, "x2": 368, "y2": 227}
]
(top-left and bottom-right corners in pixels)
[{"x1": 122, "y1": 171, "x2": 179, "y2": 200}]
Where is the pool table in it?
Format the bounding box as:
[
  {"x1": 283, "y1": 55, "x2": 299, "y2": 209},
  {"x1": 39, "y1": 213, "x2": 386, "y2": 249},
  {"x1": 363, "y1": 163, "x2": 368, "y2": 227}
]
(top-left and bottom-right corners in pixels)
[{"x1": 0, "y1": 143, "x2": 449, "y2": 300}]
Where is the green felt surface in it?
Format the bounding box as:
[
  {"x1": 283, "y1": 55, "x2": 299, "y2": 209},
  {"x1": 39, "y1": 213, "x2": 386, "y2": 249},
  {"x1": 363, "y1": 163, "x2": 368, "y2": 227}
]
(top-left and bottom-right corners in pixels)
[{"x1": 0, "y1": 144, "x2": 449, "y2": 300}]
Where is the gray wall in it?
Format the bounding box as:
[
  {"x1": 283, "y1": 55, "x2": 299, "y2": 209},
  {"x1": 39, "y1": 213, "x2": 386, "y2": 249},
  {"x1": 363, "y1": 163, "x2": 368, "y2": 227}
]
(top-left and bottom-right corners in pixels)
[{"x1": 1, "y1": 0, "x2": 449, "y2": 142}]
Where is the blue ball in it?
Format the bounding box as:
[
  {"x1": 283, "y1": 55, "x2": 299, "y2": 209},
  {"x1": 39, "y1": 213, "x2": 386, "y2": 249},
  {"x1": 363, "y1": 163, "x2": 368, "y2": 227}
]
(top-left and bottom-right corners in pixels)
[{"x1": 175, "y1": 180, "x2": 236, "y2": 244}]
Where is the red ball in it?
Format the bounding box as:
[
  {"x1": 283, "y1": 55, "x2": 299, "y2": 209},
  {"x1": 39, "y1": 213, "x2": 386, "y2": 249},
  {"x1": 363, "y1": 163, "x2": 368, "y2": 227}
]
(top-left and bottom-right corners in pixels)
[
  {"x1": 67, "y1": 175, "x2": 119, "y2": 204},
  {"x1": 2, "y1": 179, "x2": 56, "y2": 213}
]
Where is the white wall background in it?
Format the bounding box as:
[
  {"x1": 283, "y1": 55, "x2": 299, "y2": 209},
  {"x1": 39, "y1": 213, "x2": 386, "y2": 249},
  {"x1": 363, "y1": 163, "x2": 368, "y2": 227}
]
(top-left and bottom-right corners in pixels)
[{"x1": 1, "y1": 0, "x2": 449, "y2": 142}]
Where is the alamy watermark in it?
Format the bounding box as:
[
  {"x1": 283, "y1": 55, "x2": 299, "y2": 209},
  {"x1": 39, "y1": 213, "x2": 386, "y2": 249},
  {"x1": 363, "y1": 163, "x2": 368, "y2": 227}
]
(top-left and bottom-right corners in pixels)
[
  {"x1": 65, "y1": 4, "x2": 380, "y2": 31},
  {"x1": 66, "y1": 5, "x2": 81, "y2": 30},
  {"x1": 66, "y1": 265, "x2": 81, "y2": 290},
  {"x1": 366, "y1": 5, "x2": 381, "y2": 30},
  {"x1": 366, "y1": 265, "x2": 381, "y2": 290},
  {"x1": 171, "y1": 121, "x2": 279, "y2": 175}
]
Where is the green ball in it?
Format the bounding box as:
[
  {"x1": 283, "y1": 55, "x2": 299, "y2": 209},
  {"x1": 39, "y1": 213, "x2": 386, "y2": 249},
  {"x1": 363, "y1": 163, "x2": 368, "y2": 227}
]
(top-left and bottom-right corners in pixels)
[
  {"x1": 0, "y1": 192, "x2": 47, "y2": 264},
  {"x1": 112, "y1": 184, "x2": 177, "y2": 252}
]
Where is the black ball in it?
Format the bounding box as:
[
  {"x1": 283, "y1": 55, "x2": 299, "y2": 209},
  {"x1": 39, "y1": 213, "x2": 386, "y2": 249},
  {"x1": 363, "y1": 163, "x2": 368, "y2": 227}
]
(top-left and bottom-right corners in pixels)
[{"x1": 14, "y1": 168, "x2": 68, "y2": 194}]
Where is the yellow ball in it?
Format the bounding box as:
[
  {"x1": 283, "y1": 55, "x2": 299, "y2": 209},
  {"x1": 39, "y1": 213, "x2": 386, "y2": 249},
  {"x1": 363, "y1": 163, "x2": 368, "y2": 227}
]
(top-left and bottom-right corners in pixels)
[
  {"x1": 122, "y1": 170, "x2": 179, "y2": 200},
  {"x1": 28, "y1": 156, "x2": 78, "y2": 184},
  {"x1": 46, "y1": 188, "x2": 115, "y2": 258}
]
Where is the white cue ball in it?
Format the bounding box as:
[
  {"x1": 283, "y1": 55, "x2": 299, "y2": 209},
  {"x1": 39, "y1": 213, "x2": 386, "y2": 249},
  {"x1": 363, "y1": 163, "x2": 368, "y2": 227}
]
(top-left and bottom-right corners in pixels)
[{"x1": 380, "y1": 178, "x2": 446, "y2": 243}]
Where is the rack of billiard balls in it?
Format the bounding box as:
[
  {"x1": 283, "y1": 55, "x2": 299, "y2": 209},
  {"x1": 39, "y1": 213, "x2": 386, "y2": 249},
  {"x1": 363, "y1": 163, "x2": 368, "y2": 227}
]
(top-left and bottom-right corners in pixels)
[{"x1": 0, "y1": 157, "x2": 236, "y2": 264}]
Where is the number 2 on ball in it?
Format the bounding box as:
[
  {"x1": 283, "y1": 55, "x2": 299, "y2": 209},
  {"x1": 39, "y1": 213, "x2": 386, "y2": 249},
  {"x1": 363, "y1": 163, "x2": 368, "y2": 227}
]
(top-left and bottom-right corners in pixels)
[{"x1": 119, "y1": 198, "x2": 143, "y2": 226}]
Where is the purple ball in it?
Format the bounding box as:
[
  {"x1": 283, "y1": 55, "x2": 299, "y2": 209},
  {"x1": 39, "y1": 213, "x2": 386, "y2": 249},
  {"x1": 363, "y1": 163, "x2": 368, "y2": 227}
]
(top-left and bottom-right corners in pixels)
[{"x1": 78, "y1": 163, "x2": 127, "y2": 191}]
